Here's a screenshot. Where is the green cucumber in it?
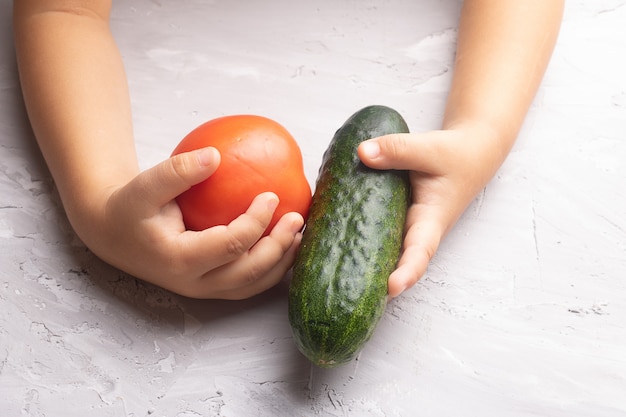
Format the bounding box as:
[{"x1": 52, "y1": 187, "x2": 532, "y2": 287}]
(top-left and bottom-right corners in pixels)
[{"x1": 288, "y1": 105, "x2": 410, "y2": 368}]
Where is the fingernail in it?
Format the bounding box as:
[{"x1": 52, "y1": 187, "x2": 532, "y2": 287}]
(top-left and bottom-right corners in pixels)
[
  {"x1": 266, "y1": 195, "x2": 279, "y2": 212},
  {"x1": 196, "y1": 147, "x2": 218, "y2": 166},
  {"x1": 290, "y1": 217, "x2": 305, "y2": 234},
  {"x1": 398, "y1": 283, "x2": 408, "y2": 296},
  {"x1": 360, "y1": 141, "x2": 380, "y2": 159},
  {"x1": 388, "y1": 284, "x2": 406, "y2": 300}
]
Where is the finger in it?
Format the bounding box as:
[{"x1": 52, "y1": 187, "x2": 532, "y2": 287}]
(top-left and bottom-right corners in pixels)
[
  {"x1": 357, "y1": 132, "x2": 448, "y2": 175},
  {"x1": 198, "y1": 212, "x2": 304, "y2": 299},
  {"x1": 134, "y1": 147, "x2": 220, "y2": 209},
  {"x1": 230, "y1": 233, "x2": 303, "y2": 300},
  {"x1": 209, "y1": 237, "x2": 302, "y2": 300},
  {"x1": 183, "y1": 192, "x2": 279, "y2": 269},
  {"x1": 387, "y1": 205, "x2": 445, "y2": 298},
  {"x1": 388, "y1": 245, "x2": 432, "y2": 298},
  {"x1": 219, "y1": 210, "x2": 303, "y2": 279}
]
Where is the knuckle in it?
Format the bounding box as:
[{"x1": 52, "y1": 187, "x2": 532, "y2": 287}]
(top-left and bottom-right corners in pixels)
[
  {"x1": 224, "y1": 230, "x2": 250, "y2": 257},
  {"x1": 243, "y1": 210, "x2": 272, "y2": 236},
  {"x1": 169, "y1": 154, "x2": 193, "y2": 183},
  {"x1": 422, "y1": 242, "x2": 438, "y2": 262},
  {"x1": 381, "y1": 134, "x2": 408, "y2": 160},
  {"x1": 243, "y1": 260, "x2": 265, "y2": 285}
]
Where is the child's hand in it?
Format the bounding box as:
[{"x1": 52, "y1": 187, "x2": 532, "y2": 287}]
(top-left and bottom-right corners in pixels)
[
  {"x1": 81, "y1": 147, "x2": 304, "y2": 300},
  {"x1": 358, "y1": 124, "x2": 502, "y2": 298}
]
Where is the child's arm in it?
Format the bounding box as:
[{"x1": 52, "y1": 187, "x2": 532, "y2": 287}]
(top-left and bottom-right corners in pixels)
[
  {"x1": 358, "y1": 0, "x2": 565, "y2": 297},
  {"x1": 13, "y1": 0, "x2": 304, "y2": 299}
]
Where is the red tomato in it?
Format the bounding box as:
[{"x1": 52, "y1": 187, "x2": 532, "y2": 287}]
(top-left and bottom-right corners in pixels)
[{"x1": 171, "y1": 115, "x2": 311, "y2": 236}]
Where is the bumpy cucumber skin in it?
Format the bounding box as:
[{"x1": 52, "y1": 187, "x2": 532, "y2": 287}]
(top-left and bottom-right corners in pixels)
[{"x1": 288, "y1": 105, "x2": 410, "y2": 368}]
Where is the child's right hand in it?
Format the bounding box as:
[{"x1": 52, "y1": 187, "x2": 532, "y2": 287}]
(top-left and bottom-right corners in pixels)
[{"x1": 75, "y1": 147, "x2": 305, "y2": 300}]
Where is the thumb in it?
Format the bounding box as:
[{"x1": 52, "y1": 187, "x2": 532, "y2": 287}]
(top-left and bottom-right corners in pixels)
[
  {"x1": 134, "y1": 146, "x2": 220, "y2": 208},
  {"x1": 357, "y1": 132, "x2": 446, "y2": 175}
]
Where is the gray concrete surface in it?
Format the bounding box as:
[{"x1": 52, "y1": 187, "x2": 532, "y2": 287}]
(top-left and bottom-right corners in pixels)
[{"x1": 1, "y1": 1, "x2": 625, "y2": 416}]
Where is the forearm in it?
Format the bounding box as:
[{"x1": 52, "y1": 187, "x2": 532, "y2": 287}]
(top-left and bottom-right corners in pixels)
[
  {"x1": 13, "y1": 1, "x2": 139, "y2": 233},
  {"x1": 444, "y1": 0, "x2": 564, "y2": 174}
]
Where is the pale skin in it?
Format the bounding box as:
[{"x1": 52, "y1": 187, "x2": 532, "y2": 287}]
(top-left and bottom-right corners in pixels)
[{"x1": 13, "y1": 0, "x2": 563, "y2": 300}]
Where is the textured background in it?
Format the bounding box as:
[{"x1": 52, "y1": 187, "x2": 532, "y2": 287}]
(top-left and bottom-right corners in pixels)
[{"x1": 1, "y1": 1, "x2": 625, "y2": 416}]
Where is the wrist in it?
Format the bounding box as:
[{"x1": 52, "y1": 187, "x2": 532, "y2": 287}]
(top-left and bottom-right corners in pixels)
[
  {"x1": 58, "y1": 172, "x2": 133, "y2": 250},
  {"x1": 443, "y1": 118, "x2": 516, "y2": 172}
]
